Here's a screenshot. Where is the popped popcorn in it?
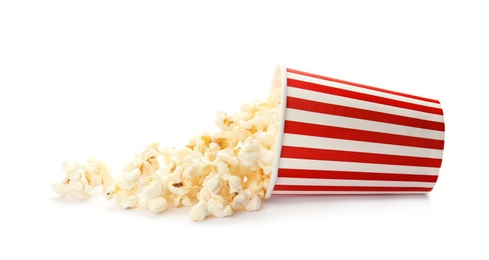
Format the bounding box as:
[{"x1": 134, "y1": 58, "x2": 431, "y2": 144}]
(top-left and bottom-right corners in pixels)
[
  {"x1": 138, "y1": 177, "x2": 166, "y2": 212},
  {"x1": 52, "y1": 157, "x2": 111, "y2": 200},
  {"x1": 147, "y1": 197, "x2": 167, "y2": 213},
  {"x1": 53, "y1": 76, "x2": 282, "y2": 222},
  {"x1": 106, "y1": 143, "x2": 160, "y2": 208},
  {"x1": 190, "y1": 201, "x2": 208, "y2": 222}
]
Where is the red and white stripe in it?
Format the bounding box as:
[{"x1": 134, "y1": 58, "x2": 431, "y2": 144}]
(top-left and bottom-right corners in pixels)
[{"x1": 267, "y1": 66, "x2": 445, "y2": 197}]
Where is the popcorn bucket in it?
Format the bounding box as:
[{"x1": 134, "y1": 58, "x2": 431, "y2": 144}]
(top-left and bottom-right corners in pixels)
[{"x1": 265, "y1": 64, "x2": 445, "y2": 198}]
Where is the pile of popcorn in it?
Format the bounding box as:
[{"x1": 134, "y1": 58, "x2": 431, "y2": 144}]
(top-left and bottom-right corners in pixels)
[{"x1": 53, "y1": 85, "x2": 282, "y2": 221}]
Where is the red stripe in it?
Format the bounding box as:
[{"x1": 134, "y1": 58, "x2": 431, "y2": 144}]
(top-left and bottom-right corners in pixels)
[
  {"x1": 284, "y1": 121, "x2": 445, "y2": 150},
  {"x1": 278, "y1": 169, "x2": 438, "y2": 182},
  {"x1": 287, "y1": 97, "x2": 445, "y2": 131},
  {"x1": 287, "y1": 79, "x2": 443, "y2": 115},
  {"x1": 281, "y1": 146, "x2": 442, "y2": 167},
  {"x1": 286, "y1": 68, "x2": 440, "y2": 104},
  {"x1": 273, "y1": 185, "x2": 432, "y2": 192}
]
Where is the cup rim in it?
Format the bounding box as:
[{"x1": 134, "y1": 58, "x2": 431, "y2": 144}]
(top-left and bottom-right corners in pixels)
[{"x1": 265, "y1": 63, "x2": 287, "y2": 199}]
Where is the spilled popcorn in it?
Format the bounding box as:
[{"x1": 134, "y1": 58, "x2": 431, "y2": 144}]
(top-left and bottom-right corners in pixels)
[{"x1": 53, "y1": 77, "x2": 282, "y2": 221}]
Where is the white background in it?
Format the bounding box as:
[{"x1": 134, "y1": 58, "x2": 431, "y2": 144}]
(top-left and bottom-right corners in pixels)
[{"x1": 1, "y1": 1, "x2": 488, "y2": 259}]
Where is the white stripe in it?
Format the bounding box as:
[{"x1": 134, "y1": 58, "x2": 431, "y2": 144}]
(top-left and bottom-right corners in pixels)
[
  {"x1": 275, "y1": 177, "x2": 435, "y2": 188},
  {"x1": 271, "y1": 191, "x2": 429, "y2": 195},
  {"x1": 279, "y1": 158, "x2": 440, "y2": 175},
  {"x1": 285, "y1": 108, "x2": 445, "y2": 141},
  {"x1": 287, "y1": 72, "x2": 442, "y2": 109},
  {"x1": 282, "y1": 133, "x2": 443, "y2": 159},
  {"x1": 287, "y1": 86, "x2": 444, "y2": 123}
]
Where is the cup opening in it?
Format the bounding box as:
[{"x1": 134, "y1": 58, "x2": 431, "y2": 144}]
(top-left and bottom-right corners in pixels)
[{"x1": 265, "y1": 63, "x2": 287, "y2": 199}]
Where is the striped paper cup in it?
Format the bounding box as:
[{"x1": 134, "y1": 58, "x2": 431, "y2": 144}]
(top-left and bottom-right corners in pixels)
[{"x1": 265, "y1": 64, "x2": 445, "y2": 198}]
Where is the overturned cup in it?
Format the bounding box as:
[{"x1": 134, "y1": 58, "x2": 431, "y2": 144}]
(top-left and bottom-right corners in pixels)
[{"x1": 266, "y1": 64, "x2": 445, "y2": 198}]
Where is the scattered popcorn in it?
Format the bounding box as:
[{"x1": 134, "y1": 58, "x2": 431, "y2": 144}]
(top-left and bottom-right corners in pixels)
[
  {"x1": 168, "y1": 181, "x2": 189, "y2": 197},
  {"x1": 238, "y1": 137, "x2": 260, "y2": 169},
  {"x1": 216, "y1": 148, "x2": 239, "y2": 166},
  {"x1": 243, "y1": 189, "x2": 262, "y2": 211},
  {"x1": 52, "y1": 158, "x2": 111, "y2": 200},
  {"x1": 138, "y1": 178, "x2": 165, "y2": 210},
  {"x1": 181, "y1": 196, "x2": 193, "y2": 207},
  {"x1": 53, "y1": 78, "x2": 282, "y2": 221},
  {"x1": 231, "y1": 191, "x2": 247, "y2": 209},
  {"x1": 148, "y1": 197, "x2": 167, "y2": 213},
  {"x1": 190, "y1": 201, "x2": 208, "y2": 222},
  {"x1": 106, "y1": 143, "x2": 161, "y2": 209},
  {"x1": 207, "y1": 197, "x2": 233, "y2": 218},
  {"x1": 228, "y1": 176, "x2": 243, "y2": 194},
  {"x1": 215, "y1": 110, "x2": 234, "y2": 132}
]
